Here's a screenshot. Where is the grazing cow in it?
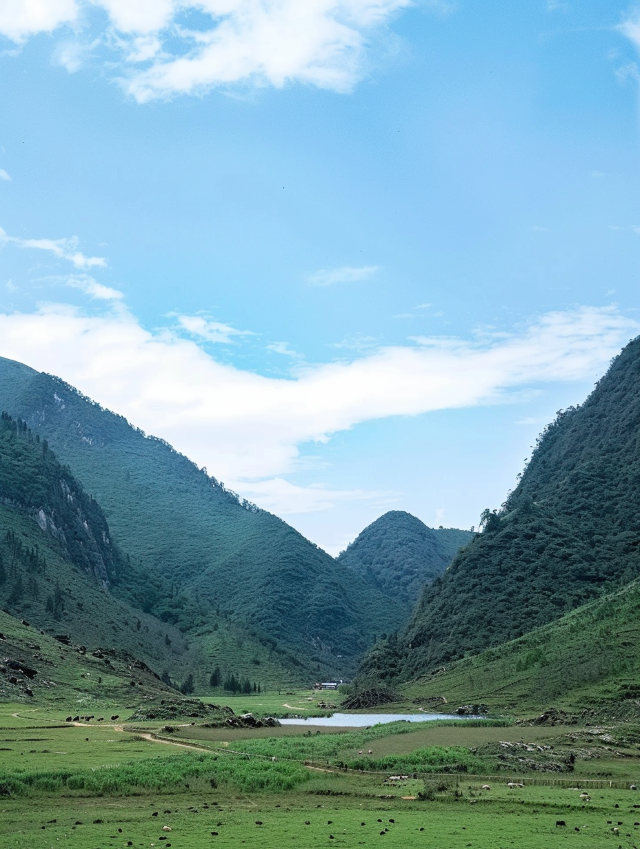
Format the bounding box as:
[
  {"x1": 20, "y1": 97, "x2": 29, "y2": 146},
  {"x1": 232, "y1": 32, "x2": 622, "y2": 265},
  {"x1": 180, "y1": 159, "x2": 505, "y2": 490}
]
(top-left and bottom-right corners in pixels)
[
  {"x1": 482, "y1": 785, "x2": 491, "y2": 790},
  {"x1": 368, "y1": 750, "x2": 373, "y2": 755},
  {"x1": 162, "y1": 826, "x2": 172, "y2": 832},
  {"x1": 555, "y1": 821, "x2": 566, "y2": 827}
]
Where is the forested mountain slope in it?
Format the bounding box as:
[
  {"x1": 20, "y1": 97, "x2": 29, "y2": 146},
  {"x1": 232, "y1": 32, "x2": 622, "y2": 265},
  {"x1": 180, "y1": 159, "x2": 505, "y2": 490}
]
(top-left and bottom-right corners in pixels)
[
  {"x1": 360, "y1": 334, "x2": 640, "y2": 682},
  {"x1": 0, "y1": 357, "x2": 404, "y2": 678},
  {"x1": 396, "y1": 576, "x2": 640, "y2": 717},
  {"x1": 337, "y1": 511, "x2": 472, "y2": 612},
  {"x1": 0, "y1": 414, "x2": 189, "y2": 677}
]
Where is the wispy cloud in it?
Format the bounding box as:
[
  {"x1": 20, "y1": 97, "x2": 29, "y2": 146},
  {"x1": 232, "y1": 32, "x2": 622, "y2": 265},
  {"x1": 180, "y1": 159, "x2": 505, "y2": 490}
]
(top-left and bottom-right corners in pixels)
[
  {"x1": 333, "y1": 334, "x2": 378, "y2": 352},
  {"x1": 620, "y1": 12, "x2": 640, "y2": 52},
  {"x1": 177, "y1": 314, "x2": 254, "y2": 344},
  {"x1": 237, "y1": 477, "x2": 395, "y2": 516},
  {"x1": 66, "y1": 274, "x2": 124, "y2": 301},
  {"x1": 0, "y1": 1, "x2": 414, "y2": 101},
  {"x1": 308, "y1": 265, "x2": 378, "y2": 287},
  {"x1": 0, "y1": 169, "x2": 10, "y2": 181},
  {"x1": 0, "y1": 226, "x2": 107, "y2": 270},
  {"x1": 608, "y1": 224, "x2": 640, "y2": 235},
  {"x1": 267, "y1": 341, "x2": 304, "y2": 360}
]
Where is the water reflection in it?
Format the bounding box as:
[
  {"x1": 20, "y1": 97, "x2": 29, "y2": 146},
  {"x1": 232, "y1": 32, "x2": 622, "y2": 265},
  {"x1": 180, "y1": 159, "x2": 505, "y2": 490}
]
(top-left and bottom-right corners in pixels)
[{"x1": 279, "y1": 712, "x2": 477, "y2": 727}]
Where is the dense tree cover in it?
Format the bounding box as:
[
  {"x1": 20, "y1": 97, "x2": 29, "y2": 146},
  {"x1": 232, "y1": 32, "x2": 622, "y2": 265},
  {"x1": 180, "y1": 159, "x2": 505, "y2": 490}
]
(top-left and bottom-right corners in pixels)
[
  {"x1": 0, "y1": 357, "x2": 405, "y2": 678},
  {"x1": 394, "y1": 574, "x2": 640, "y2": 714},
  {"x1": 0, "y1": 501, "x2": 190, "y2": 676},
  {"x1": 360, "y1": 334, "x2": 640, "y2": 683},
  {"x1": 0, "y1": 411, "x2": 123, "y2": 585},
  {"x1": 337, "y1": 511, "x2": 472, "y2": 612},
  {"x1": 0, "y1": 406, "x2": 319, "y2": 687}
]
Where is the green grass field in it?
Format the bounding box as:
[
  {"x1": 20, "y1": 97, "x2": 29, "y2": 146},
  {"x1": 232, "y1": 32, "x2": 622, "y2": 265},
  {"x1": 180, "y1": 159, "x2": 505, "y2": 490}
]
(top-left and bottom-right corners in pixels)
[
  {"x1": 4, "y1": 781, "x2": 640, "y2": 848},
  {"x1": 2, "y1": 699, "x2": 640, "y2": 848}
]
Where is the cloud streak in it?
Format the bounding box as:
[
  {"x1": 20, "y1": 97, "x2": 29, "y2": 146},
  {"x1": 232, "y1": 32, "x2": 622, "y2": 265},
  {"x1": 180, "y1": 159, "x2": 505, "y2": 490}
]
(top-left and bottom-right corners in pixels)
[
  {"x1": 308, "y1": 265, "x2": 378, "y2": 286},
  {"x1": 66, "y1": 274, "x2": 124, "y2": 300},
  {"x1": 0, "y1": 226, "x2": 107, "y2": 270},
  {"x1": 0, "y1": 1, "x2": 414, "y2": 101},
  {"x1": 0, "y1": 302, "x2": 635, "y2": 510},
  {"x1": 177, "y1": 314, "x2": 254, "y2": 344}
]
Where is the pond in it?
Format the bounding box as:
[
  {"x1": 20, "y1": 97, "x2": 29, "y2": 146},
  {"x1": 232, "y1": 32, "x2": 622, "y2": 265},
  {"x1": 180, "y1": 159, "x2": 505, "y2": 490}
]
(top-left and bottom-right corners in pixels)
[{"x1": 279, "y1": 712, "x2": 476, "y2": 727}]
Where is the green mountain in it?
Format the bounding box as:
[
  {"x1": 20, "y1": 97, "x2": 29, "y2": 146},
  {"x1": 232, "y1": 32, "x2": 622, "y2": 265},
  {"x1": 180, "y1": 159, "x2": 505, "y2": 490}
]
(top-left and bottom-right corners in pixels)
[
  {"x1": 359, "y1": 334, "x2": 640, "y2": 683},
  {"x1": 337, "y1": 511, "x2": 472, "y2": 612},
  {"x1": 0, "y1": 413, "x2": 190, "y2": 678},
  {"x1": 0, "y1": 357, "x2": 405, "y2": 682},
  {"x1": 399, "y1": 576, "x2": 640, "y2": 718}
]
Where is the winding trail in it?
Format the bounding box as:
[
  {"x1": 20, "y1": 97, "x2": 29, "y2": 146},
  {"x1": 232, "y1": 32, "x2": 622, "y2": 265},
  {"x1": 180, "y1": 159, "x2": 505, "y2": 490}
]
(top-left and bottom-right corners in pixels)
[{"x1": 133, "y1": 731, "x2": 207, "y2": 752}]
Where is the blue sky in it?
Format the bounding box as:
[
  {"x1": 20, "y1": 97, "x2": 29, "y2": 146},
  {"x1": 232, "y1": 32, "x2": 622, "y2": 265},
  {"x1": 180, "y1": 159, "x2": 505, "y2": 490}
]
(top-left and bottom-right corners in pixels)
[{"x1": 0, "y1": 0, "x2": 639, "y2": 553}]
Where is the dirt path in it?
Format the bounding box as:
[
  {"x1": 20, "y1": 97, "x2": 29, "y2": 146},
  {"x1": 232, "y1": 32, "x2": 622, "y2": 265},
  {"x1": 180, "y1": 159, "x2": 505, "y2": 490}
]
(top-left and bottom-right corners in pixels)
[{"x1": 133, "y1": 731, "x2": 206, "y2": 752}]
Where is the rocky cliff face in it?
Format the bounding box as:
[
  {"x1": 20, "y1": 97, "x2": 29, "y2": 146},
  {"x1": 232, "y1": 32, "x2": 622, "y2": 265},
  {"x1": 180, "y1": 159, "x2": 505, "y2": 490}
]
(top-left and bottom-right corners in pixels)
[{"x1": 0, "y1": 412, "x2": 122, "y2": 587}]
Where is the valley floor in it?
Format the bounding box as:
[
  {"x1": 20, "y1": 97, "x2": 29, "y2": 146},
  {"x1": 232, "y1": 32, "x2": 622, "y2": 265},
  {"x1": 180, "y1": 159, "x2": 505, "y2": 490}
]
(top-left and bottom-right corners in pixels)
[{"x1": 2, "y1": 698, "x2": 640, "y2": 849}]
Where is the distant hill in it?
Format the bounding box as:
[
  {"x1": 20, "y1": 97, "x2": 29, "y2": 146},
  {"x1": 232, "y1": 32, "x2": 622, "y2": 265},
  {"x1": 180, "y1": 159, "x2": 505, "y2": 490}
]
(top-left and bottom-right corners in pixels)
[
  {"x1": 337, "y1": 511, "x2": 472, "y2": 612},
  {"x1": 359, "y1": 334, "x2": 640, "y2": 683},
  {"x1": 397, "y1": 576, "x2": 640, "y2": 718},
  {"x1": 0, "y1": 357, "x2": 405, "y2": 682}
]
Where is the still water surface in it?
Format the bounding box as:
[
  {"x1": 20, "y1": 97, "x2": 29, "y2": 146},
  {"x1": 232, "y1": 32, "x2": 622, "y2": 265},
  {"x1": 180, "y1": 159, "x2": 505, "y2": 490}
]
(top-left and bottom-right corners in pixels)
[{"x1": 279, "y1": 713, "x2": 467, "y2": 727}]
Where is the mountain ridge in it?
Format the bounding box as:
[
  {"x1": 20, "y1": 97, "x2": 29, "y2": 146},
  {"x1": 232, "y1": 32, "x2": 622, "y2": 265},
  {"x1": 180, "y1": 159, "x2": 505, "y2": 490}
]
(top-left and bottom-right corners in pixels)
[
  {"x1": 0, "y1": 357, "x2": 406, "y2": 680},
  {"x1": 337, "y1": 510, "x2": 473, "y2": 613},
  {"x1": 359, "y1": 333, "x2": 640, "y2": 683}
]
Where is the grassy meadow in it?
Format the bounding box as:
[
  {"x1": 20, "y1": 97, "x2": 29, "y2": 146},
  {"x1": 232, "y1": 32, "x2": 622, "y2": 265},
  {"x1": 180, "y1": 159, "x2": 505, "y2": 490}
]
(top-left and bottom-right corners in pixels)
[{"x1": 2, "y1": 697, "x2": 640, "y2": 849}]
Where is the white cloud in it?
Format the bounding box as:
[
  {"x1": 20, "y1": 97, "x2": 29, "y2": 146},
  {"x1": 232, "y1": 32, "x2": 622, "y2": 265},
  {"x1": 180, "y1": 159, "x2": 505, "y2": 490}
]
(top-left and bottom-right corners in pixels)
[
  {"x1": 0, "y1": 226, "x2": 107, "y2": 270},
  {"x1": 0, "y1": 170, "x2": 10, "y2": 181},
  {"x1": 308, "y1": 264, "x2": 378, "y2": 286},
  {"x1": 177, "y1": 314, "x2": 254, "y2": 344},
  {"x1": 0, "y1": 302, "x2": 635, "y2": 514},
  {"x1": 267, "y1": 341, "x2": 304, "y2": 359},
  {"x1": 332, "y1": 333, "x2": 378, "y2": 351},
  {"x1": 608, "y1": 224, "x2": 640, "y2": 235},
  {"x1": 66, "y1": 274, "x2": 123, "y2": 300},
  {"x1": 620, "y1": 13, "x2": 640, "y2": 52},
  {"x1": 0, "y1": 1, "x2": 414, "y2": 100},
  {"x1": 0, "y1": 0, "x2": 77, "y2": 42},
  {"x1": 238, "y1": 477, "x2": 394, "y2": 515}
]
